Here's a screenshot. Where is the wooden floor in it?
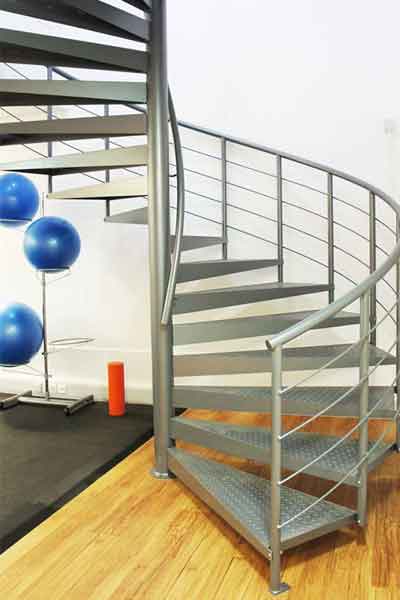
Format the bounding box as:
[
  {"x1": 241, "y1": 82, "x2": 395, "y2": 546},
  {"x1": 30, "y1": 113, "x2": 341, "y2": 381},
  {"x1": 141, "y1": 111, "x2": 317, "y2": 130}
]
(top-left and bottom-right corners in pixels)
[{"x1": 0, "y1": 410, "x2": 399, "y2": 599}]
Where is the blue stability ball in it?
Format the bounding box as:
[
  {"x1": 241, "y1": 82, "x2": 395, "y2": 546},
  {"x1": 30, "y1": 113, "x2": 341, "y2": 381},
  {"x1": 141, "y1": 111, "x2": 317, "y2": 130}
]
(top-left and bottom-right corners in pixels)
[
  {"x1": 0, "y1": 173, "x2": 39, "y2": 228},
  {"x1": 24, "y1": 216, "x2": 81, "y2": 272},
  {"x1": 0, "y1": 303, "x2": 43, "y2": 366}
]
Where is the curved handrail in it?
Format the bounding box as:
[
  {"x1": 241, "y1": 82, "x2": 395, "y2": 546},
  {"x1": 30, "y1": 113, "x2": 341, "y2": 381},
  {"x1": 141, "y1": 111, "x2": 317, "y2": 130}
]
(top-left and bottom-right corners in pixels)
[{"x1": 161, "y1": 89, "x2": 185, "y2": 326}]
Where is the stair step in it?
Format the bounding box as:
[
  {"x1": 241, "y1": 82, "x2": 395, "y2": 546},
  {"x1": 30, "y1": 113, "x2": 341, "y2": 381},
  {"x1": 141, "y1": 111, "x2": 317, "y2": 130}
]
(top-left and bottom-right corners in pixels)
[
  {"x1": 173, "y1": 385, "x2": 396, "y2": 419},
  {"x1": 0, "y1": 146, "x2": 147, "y2": 176},
  {"x1": 0, "y1": 80, "x2": 147, "y2": 106},
  {"x1": 125, "y1": 0, "x2": 152, "y2": 11},
  {"x1": 177, "y1": 259, "x2": 280, "y2": 283},
  {"x1": 49, "y1": 178, "x2": 147, "y2": 201},
  {"x1": 174, "y1": 282, "x2": 331, "y2": 314},
  {"x1": 0, "y1": 115, "x2": 147, "y2": 146},
  {"x1": 174, "y1": 344, "x2": 396, "y2": 376},
  {"x1": 0, "y1": 0, "x2": 149, "y2": 42},
  {"x1": 171, "y1": 236, "x2": 224, "y2": 252},
  {"x1": 105, "y1": 207, "x2": 148, "y2": 225},
  {"x1": 172, "y1": 418, "x2": 395, "y2": 485},
  {"x1": 174, "y1": 310, "x2": 360, "y2": 345},
  {"x1": 168, "y1": 448, "x2": 356, "y2": 555},
  {"x1": 0, "y1": 28, "x2": 148, "y2": 73}
]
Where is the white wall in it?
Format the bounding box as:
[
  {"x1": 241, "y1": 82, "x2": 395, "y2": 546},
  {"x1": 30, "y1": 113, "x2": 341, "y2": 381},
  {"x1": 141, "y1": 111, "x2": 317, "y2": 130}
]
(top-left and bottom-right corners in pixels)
[{"x1": 0, "y1": 0, "x2": 399, "y2": 401}]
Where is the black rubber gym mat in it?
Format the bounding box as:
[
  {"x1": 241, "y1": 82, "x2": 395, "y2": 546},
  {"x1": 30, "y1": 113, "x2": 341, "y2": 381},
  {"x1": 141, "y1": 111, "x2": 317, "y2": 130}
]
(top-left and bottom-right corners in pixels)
[{"x1": 0, "y1": 402, "x2": 153, "y2": 553}]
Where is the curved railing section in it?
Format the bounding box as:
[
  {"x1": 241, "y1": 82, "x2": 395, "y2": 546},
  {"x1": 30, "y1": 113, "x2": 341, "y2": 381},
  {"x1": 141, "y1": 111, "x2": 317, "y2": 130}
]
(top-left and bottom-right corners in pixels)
[
  {"x1": 161, "y1": 89, "x2": 185, "y2": 326},
  {"x1": 1, "y1": 62, "x2": 399, "y2": 546}
]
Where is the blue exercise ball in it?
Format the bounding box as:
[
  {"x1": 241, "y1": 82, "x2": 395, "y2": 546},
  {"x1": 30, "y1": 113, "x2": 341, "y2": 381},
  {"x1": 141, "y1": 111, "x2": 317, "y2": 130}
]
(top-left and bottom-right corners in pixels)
[
  {"x1": 0, "y1": 303, "x2": 43, "y2": 367},
  {"x1": 24, "y1": 216, "x2": 81, "y2": 272},
  {"x1": 0, "y1": 173, "x2": 39, "y2": 228}
]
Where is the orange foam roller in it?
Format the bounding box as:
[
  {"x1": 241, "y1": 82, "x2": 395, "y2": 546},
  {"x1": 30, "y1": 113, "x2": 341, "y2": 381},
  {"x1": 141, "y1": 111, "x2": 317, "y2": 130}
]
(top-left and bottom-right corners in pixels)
[{"x1": 108, "y1": 361, "x2": 126, "y2": 417}]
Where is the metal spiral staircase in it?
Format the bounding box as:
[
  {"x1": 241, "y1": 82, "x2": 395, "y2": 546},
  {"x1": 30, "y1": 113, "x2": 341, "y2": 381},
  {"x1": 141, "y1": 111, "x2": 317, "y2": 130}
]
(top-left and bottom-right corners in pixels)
[{"x1": 0, "y1": 1, "x2": 399, "y2": 595}]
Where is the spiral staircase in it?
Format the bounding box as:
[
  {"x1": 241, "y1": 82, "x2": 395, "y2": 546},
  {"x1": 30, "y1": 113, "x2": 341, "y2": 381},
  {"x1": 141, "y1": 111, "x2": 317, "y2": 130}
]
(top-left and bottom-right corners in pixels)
[{"x1": 0, "y1": 1, "x2": 399, "y2": 595}]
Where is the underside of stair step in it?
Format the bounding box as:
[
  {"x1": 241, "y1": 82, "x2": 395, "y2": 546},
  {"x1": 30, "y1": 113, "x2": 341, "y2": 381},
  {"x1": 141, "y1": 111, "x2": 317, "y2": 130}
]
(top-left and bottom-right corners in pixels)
[
  {"x1": 171, "y1": 418, "x2": 395, "y2": 485},
  {"x1": 174, "y1": 282, "x2": 331, "y2": 314},
  {"x1": 0, "y1": 80, "x2": 147, "y2": 106},
  {"x1": 0, "y1": 115, "x2": 147, "y2": 146},
  {"x1": 0, "y1": 146, "x2": 148, "y2": 176},
  {"x1": 172, "y1": 385, "x2": 396, "y2": 419},
  {"x1": 0, "y1": 27, "x2": 148, "y2": 73},
  {"x1": 174, "y1": 310, "x2": 360, "y2": 345},
  {"x1": 0, "y1": 0, "x2": 150, "y2": 43},
  {"x1": 50, "y1": 178, "x2": 147, "y2": 201},
  {"x1": 171, "y1": 236, "x2": 224, "y2": 252},
  {"x1": 177, "y1": 259, "x2": 280, "y2": 283},
  {"x1": 174, "y1": 344, "x2": 396, "y2": 376},
  {"x1": 168, "y1": 448, "x2": 356, "y2": 556},
  {"x1": 105, "y1": 207, "x2": 148, "y2": 225}
]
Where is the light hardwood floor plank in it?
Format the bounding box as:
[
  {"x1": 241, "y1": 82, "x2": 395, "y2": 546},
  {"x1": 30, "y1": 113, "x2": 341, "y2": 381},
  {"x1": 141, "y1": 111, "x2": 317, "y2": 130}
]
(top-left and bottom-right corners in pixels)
[{"x1": 0, "y1": 412, "x2": 398, "y2": 599}]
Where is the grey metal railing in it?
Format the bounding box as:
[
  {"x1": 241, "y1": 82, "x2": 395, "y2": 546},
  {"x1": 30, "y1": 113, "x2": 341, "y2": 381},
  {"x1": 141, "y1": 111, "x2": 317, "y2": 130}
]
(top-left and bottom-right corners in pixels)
[{"x1": 1, "y1": 58, "x2": 400, "y2": 594}]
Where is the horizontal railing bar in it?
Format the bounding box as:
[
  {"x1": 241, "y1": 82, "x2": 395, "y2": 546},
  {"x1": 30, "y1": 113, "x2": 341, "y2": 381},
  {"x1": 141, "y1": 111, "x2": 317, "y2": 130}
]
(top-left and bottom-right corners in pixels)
[
  {"x1": 281, "y1": 308, "x2": 399, "y2": 429},
  {"x1": 280, "y1": 381, "x2": 398, "y2": 484},
  {"x1": 281, "y1": 299, "x2": 398, "y2": 399},
  {"x1": 281, "y1": 338, "x2": 363, "y2": 395},
  {"x1": 279, "y1": 409, "x2": 398, "y2": 529}
]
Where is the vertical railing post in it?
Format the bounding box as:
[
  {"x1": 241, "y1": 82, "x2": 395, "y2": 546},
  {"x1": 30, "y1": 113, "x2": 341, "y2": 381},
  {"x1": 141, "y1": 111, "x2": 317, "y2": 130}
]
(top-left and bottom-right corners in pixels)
[
  {"x1": 104, "y1": 104, "x2": 111, "y2": 217},
  {"x1": 269, "y1": 345, "x2": 289, "y2": 595},
  {"x1": 276, "y1": 156, "x2": 283, "y2": 283},
  {"x1": 358, "y1": 291, "x2": 370, "y2": 526},
  {"x1": 221, "y1": 138, "x2": 228, "y2": 260},
  {"x1": 148, "y1": 0, "x2": 174, "y2": 478},
  {"x1": 42, "y1": 66, "x2": 54, "y2": 401},
  {"x1": 396, "y1": 217, "x2": 400, "y2": 452},
  {"x1": 327, "y1": 173, "x2": 335, "y2": 303},
  {"x1": 369, "y1": 192, "x2": 377, "y2": 345}
]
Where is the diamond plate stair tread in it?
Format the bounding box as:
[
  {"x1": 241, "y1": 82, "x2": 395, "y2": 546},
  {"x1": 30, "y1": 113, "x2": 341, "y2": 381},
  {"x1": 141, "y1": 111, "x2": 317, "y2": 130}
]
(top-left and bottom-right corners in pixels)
[
  {"x1": 168, "y1": 448, "x2": 356, "y2": 554},
  {"x1": 0, "y1": 28, "x2": 148, "y2": 73},
  {"x1": 174, "y1": 344, "x2": 396, "y2": 376},
  {"x1": 174, "y1": 282, "x2": 330, "y2": 314},
  {"x1": 171, "y1": 418, "x2": 394, "y2": 485},
  {"x1": 0, "y1": 0, "x2": 149, "y2": 42},
  {"x1": 0, "y1": 115, "x2": 147, "y2": 146},
  {"x1": 176, "y1": 259, "x2": 280, "y2": 283},
  {"x1": 0, "y1": 146, "x2": 147, "y2": 176},
  {"x1": 0, "y1": 80, "x2": 147, "y2": 106},
  {"x1": 49, "y1": 178, "x2": 147, "y2": 201},
  {"x1": 174, "y1": 310, "x2": 360, "y2": 345},
  {"x1": 172, "y1": 385, "x2": 396, "y2": 418}
]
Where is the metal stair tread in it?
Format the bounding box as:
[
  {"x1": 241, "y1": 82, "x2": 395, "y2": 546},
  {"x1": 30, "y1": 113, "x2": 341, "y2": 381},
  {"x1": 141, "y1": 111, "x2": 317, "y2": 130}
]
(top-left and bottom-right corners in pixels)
[
  {"x1": 0, "y1": 27, "x2": 148, "y2": 73},
  {"x1": 0, "y1": 0, "x2": 150, "y2": 43},
  {"x1": 168, "y1": 448, "x2": 356, "y2": 555},
  {"x1": 174, "y1": 344, "x2": 396, "y2": 376},
  {"x1": 174, "y1": 281, "x2": 330, "y2": 313},
  {"x1": 0, "y1": 80, "x2": 147, "y2": 106},
  {"x1": 171, "y1": 418, "x2": 394, "y2": 485},
  {"x1": 171, "y1": 236, "x2": 224, "y2": 252},
  {"x1": 172, "y1": 385, "x2": 396, "y2": 418},
  {"x1": 0, "y1": 146, "x2": 148, "y2": 176},
  {"x1": 0, "y1": 114, "x2": 147, "y2": 146},
  {"x1": 176, "y1": 259, "x2": 281, "y2": 283},
  {"x1": 173, "y1": 310, "x2": 360, "y2": 345},
  {"x1": 49, "y1": 178, "x2": 148, "y2": 201}
]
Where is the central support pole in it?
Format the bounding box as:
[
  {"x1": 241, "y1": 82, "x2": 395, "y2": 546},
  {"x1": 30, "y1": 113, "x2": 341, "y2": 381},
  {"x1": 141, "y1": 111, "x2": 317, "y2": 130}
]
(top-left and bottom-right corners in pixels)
[{"x1": 148, "y1": 0, "x2": 174, "y2": 478}]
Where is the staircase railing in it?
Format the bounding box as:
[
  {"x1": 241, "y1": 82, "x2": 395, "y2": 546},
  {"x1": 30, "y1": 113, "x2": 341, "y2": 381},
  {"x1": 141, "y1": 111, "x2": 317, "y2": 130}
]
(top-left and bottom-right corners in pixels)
[{"x1": 1, "y1": 58, "x2": 400, "y2": 594}]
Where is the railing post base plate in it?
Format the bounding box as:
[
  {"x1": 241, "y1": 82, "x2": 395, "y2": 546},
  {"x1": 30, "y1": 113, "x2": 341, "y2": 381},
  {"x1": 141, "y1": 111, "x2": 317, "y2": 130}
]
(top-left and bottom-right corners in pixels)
[
  {"x1": 150, "y1": 468, "x2": 176, "y2": 480},
  {"x1": 270, "y1": 582, "x2": 291, "y2": 596}
]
